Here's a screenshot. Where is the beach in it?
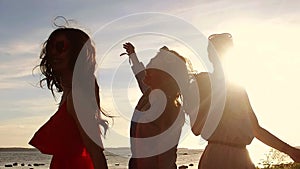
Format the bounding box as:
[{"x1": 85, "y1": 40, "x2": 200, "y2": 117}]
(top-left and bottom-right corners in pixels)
[{"x1": 0, "y1": 148, "x2": 202, "y2": 169}]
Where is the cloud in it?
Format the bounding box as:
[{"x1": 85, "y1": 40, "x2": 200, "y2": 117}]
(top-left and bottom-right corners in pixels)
[
  {"x1": 1, "y1": 0, "x2": 300, "y2": 151},
  {"x1": 0, "y1": 116, "x2": 53, "y2": 147},
  {"x1": 0, "y1": 58, "x2": 38, "y2": 78},
  {"x1": 0, "y1": 57, "x2": 39, "y2": 90},
  {"x1": 0, "y1": 41, "x2": 40, "y2": 56},
  {"x1": 0, "y1": 40, "x2": 41, "y2": 90}
]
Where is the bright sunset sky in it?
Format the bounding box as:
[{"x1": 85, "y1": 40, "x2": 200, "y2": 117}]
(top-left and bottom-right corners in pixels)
[{"x1": 1, "y1": 0, "x2": 300, "y2": 164}]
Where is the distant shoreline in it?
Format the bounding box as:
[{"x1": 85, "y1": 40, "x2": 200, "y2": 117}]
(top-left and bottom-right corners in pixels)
[
  {"x1": 0, "y1": 147, "x2": 203, "y2": 152},
  {"x1": 0, "y1": 147, "x2": 38, "y2": 152}
]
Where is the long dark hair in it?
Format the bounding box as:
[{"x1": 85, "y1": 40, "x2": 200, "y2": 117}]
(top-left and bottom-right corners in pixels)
[
  {"x1": 37, "y1": 27, "x2": 110, "y2": 133},
  {"x1": 39, "y1": 28, "x2": 92, "y2": 94},
  {"x1": 160, "y1": 46, "x2": 189, "y2": 102}
]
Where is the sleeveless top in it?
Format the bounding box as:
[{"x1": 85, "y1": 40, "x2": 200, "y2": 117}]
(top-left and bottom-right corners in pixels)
[
  {"x1": 209, "y1": 83, "x2": 254, "y2": 146},
  {"x1": 129, "y1": 89, "x2": 183, "y2": 169},
  {"x1": 197, "y1": 73, "x2": 256, "y2": 169},
  {"x1": 197, "y1": 73, "x2": 254, "y2": 146},
  {"x1": 29, "y1": 102, "x2": 88, "y2": 157}
]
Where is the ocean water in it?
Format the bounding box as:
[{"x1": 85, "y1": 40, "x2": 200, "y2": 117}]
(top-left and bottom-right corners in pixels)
[
  {"x1": 0, "y1": 150, "x2": 51, "y2": 169},
  {"x1": 0, "y1": 148, "x2": 202, "y2": 169}
]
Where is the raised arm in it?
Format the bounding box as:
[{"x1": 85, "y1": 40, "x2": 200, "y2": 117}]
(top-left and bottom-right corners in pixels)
[
  {"x1": 245, "y1": 91, "x2": 300, "y2": 162},
  {"x1": 123, "y1": 42, "x2": 149, "y2": 94}
]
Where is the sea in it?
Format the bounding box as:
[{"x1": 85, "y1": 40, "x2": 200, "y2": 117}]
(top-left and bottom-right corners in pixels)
[{"x1": 0, "y1": 148, "x2": 202, "y2": 169}]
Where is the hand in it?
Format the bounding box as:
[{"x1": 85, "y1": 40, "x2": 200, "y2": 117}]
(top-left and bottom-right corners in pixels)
[
  {"x1": 122, "y1": 42, "x2": 135, "y2": 55},
  {"x1": 289, "y1": 147, "x2": 300, "y2": 162}
]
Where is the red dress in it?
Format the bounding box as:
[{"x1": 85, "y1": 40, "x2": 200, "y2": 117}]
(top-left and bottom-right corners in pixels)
[{"x1": 29, "y1": 102, "x2": 94, "y2": 169}]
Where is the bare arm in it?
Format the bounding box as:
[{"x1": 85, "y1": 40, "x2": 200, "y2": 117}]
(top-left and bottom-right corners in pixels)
[
  {"x1": 245, "y1": 92, "x2": 300, "y2": 162},
  {"x1": 67, "y1": 93, "x2": 108, "y2": 169},
  {"x1": 191, "y1": 73, "x2": 211, "y2": 136},
  {"x1": 191, "y1": 96, "x2": 210, "y2": 136},
  {"x1": 123, "y1": 42, "x2": 149, "y2": 94}
]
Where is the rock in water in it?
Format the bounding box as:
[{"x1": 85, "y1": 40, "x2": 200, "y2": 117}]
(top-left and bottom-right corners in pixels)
[{"x1": 178, "y1": 165, "x2": 188, "y2": 169}]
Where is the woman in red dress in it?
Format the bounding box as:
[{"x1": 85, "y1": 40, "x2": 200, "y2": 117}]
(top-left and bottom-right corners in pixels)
[{"x1": 29, "y1": 27, "x2": 108, "y2": 169}]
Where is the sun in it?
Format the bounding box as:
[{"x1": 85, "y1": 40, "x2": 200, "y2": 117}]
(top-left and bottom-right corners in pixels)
[{"x1": 221, "y1": 48, "x2": 254, "y2": 87}]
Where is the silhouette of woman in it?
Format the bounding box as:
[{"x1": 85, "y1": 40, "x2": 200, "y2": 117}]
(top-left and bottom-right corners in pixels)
[
  {"x1": 29, "y1": 27, "x2": 108, "y2": 169},
  {"x1": 192, "y1": 33, "x2": 300, "y2": 169},
  {"x1": 122, "y1": 42, "x2": 190, "y2": 169}
]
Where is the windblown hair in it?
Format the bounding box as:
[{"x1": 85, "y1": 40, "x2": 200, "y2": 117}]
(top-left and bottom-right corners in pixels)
[
  {"x1": 157, "y1": 46, "x2": 195, "y2": 113},
  {"x1": 37, "y1": 27, "x2": 110, "y2": 134},
  {"x1": 39, "y1": 28, "x2": 93, "y2": 94},
  {"x1": 158, "y1": 46, "x2": 187, "y2": 95}
]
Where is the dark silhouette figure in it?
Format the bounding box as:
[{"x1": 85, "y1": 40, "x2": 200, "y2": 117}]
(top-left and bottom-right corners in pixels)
[
  {"x1": 29, "y1": 27, "x2": 108, "y2": 169},
  {"x1": 122, "y1": 42, "x2": 190, "y2": 169},
  {"x1": 192, "y1": 33, "x2": 300, "y2": 169}
]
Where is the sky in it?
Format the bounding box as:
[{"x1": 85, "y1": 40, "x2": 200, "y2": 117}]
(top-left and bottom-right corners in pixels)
[{"x1": 1, "y1": 0, "x2": 300, "y2": 165}]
